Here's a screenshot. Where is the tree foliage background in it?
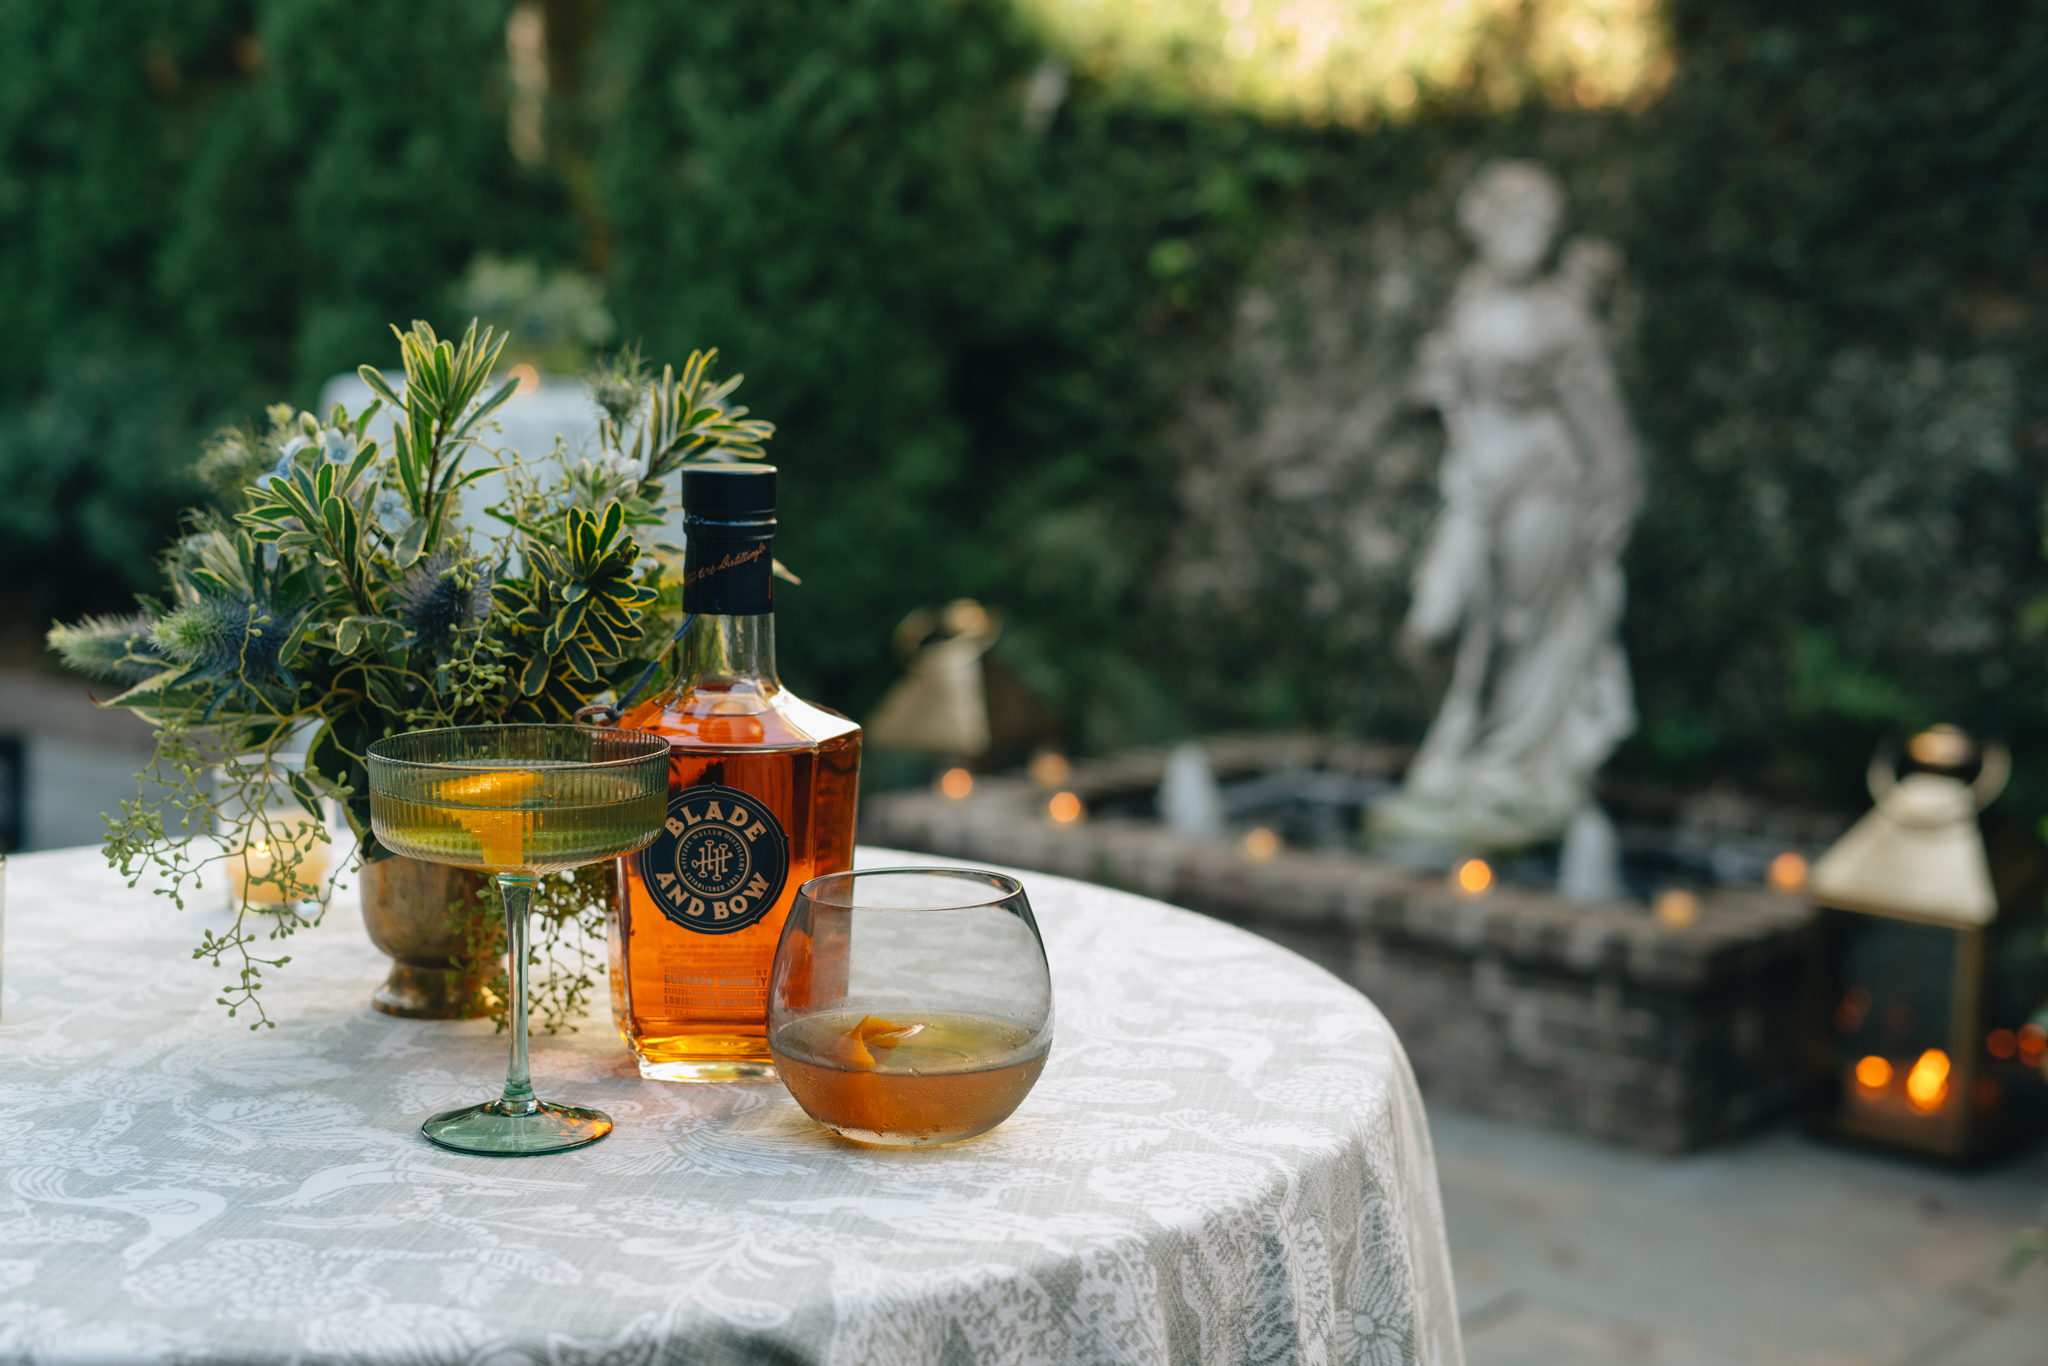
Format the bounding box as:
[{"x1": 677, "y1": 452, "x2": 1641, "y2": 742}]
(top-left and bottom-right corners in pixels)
[{"x1": 3, "y1": 0, "x2": 2046, "y2": 811}]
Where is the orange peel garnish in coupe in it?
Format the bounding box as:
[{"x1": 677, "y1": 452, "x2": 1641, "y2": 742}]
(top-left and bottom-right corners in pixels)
[{"x1": 438, "y1": 769, "x2": 543, "y2": 869}]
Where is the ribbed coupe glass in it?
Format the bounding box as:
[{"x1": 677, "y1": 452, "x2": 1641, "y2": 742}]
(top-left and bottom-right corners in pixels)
[
  {"x1": 767, "y1": 868, "x2": 1053, "y2": 1146},
  {"x1": 368, "y1": 725, "x2": 670, "y2": 1155}
]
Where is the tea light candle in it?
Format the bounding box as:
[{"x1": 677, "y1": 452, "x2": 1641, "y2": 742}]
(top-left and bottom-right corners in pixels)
[{"x1": 227, "y1": 820, "x2": 332, "y2": 909}]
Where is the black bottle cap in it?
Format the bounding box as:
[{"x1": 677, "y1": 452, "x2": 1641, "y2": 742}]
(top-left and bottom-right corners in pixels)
[
  {"x1": 681, "y1": 463, "x2": 775, "y2": 615},
  {"x1": 683, "y1": 463, "x2": 776, "y2": 525}
]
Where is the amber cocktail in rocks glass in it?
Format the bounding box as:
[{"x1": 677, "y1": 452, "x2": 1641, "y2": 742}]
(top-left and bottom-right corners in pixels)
[
  {"x1": 767, "y1": 868, "x2": 1053, "y2": 1146},
  {"x1": 368, "y1": 725, "x2": 670, "y2": 1155}
]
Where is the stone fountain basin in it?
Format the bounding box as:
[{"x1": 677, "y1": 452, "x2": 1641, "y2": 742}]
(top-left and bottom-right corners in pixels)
[{"x1": 861, "y1": 735, "x2": 1817, "y2": 1154}]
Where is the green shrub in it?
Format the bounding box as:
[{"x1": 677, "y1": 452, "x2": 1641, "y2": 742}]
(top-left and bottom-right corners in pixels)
[
  {"x1": 0, "y1": 0, "x2": 570, "y2": 612},
  {"x1": 6, "y1": 0, "x2": 2048, "y2": 812}
]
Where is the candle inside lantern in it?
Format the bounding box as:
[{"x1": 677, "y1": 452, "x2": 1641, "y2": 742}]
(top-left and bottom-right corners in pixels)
[
  {"x1": 1904, "y1": 1049, "x2": 1951, "y2": 1112},
  {"x1": 1840, "y1": 1046, "x2": 1960, "y2": 1136},
  {"x1": 226, "y1": 820, "x2": 332, "y2": 909}
]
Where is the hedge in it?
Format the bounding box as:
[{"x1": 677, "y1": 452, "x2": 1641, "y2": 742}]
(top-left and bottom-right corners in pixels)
[{"x1": 3, "y1": 0, "x2": 2045, "y2": 810}]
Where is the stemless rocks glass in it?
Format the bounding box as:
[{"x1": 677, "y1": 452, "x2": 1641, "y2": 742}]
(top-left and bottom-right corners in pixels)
[
  {"x1": 767, "y1": 868, "x2": 1053, "y2": 1146},
  {"x1": 367, "y1": 724, "x2": 670, "y2": 1155}
]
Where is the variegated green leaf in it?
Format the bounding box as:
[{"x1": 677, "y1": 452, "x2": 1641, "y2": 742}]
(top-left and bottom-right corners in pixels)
[{"x1": 518, "y1": 650, "x2": 550, "y2": 696}]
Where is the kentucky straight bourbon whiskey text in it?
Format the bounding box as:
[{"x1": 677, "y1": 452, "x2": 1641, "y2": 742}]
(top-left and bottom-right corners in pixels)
[{"x1": 612, "y1": 464, "x2": 860, "y2": 1081}]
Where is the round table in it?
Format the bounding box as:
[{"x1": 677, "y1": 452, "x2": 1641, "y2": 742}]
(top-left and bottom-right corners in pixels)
[{"x1": 0, "y1": 845, "x2": 1462, "y2": 1365}]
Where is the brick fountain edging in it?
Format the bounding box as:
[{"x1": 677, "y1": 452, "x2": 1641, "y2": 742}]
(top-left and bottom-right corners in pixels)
[{"x1": 862, "y1": 777, "x2": 1818, "y2": 1153}]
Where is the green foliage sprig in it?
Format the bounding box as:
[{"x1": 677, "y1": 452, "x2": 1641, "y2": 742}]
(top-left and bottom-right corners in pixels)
[
  {"x1": 602, "y1": 347, "x2": 775, "y2": 487},
  {"x1": 50, "y1": 319, "x2": 773, "y2": 1028},
  {"x1": 354, "y1": 322, "x2": 520, "y2": 565},
  {"x1": 492, "y1": 502, "x2": 659, "y2": 711}
]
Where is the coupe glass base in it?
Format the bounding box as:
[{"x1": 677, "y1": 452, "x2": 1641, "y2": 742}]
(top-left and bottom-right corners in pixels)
[{"x1": 420, "y1": 1099, "x2": 614, "y2": 1155}]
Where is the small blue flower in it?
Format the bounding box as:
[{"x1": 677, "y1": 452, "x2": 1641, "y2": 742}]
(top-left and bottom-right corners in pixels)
[{"x1": 322, "y1": 430, "x2": 353, "y2": 464}]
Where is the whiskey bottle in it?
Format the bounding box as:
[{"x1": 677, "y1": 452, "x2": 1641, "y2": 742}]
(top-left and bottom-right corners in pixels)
[{"x1": 612, "y1": 464, "x2": 861, "y2": 1081}]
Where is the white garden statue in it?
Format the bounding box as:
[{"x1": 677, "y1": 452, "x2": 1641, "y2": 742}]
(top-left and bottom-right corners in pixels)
[{"x1": 1373, "y1": 161, "x2": 1642, "y2": 853}]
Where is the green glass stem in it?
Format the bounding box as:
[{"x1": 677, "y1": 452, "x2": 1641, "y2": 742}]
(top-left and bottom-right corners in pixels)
[
  {"x1": 416, "y1": 867, "x2": 613, "y2": 1155},
  {"x1": 497, "y1": 873, "x2": 539, "y2": 1116}
]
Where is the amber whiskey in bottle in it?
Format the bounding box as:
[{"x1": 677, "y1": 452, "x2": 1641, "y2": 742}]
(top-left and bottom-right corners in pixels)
[{"x1": 612, "y1": 464, "x2": 861, "y2": 1080}]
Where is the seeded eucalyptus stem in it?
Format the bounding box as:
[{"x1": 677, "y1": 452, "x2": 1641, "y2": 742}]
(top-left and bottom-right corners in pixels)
[{"x1": 451, "y1": 863, "x2": 614, "y2": 1035}]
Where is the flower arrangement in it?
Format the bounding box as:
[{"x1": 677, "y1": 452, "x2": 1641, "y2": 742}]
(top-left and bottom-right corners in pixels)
[{"x1": 48, "y1": 320, "x2": 772, "y2": 1027}]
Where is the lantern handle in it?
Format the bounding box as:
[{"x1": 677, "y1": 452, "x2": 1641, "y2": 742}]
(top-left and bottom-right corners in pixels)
[
  {"x1": 1973, "y1": 743, "x2": 2011, "y2": 808},
  {"x1": 1865, "y1": 738, "x2": 2010, "y2": 815}
]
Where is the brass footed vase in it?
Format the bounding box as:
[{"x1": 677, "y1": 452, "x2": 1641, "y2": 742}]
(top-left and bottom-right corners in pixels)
[{"x1": 359, "y1": 855, "x2": 498, "y2": 1018}]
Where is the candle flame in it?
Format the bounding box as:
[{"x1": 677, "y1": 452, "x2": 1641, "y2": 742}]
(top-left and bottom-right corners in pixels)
[
  {"x1": 1767, "y1": 851, "x2": 1807, "y2": 892},
  {"x1": 1028, "y1": 751, "x2": 1072, "y2": 785},
  {"x1": 1453, "y1": 859, "x2": 1492, "y2": 895},
  {"x1": 1907, "y1": 724, "x2": 1971, "y2": 767},
  {"x1": 1654, "y1": 889, "x2": 1699, "y2": 931}
]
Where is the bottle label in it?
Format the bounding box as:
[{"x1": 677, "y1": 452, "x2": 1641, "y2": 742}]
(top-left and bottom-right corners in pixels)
[
  {"x1": 682, "y1": 531, "x2": 774, "y2": 615},
  {"x1": 635, "y1": 784, "x2": 791, "y2": 936}
]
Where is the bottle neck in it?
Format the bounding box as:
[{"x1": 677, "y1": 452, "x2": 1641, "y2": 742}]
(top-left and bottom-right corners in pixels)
[{"x1": 670, "y1": 612, "x2": 780, "y2": 699}]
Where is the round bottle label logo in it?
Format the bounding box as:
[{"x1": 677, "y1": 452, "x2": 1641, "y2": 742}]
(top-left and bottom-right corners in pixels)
[{"x1": 636, "y1": 784, "x2": 790, "y2": 935}]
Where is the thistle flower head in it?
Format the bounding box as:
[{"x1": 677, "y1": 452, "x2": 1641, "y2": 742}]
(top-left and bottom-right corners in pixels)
[
  {"x1": 46, "y1": 613, "x2": 165, "y2": 684},
  {"x1": 394, "y1": 551, "x2": 491, "y2": 648},
  {"x1": 586, "y1": 345, "x2": 647, "y2": 428},
  {"x1": 150, "y1": 597, "x2": 291, "y2": 680}
]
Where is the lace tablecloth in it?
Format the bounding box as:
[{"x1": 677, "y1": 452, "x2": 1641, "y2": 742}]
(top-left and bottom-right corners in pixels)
[{"x1": 0, "y1": 845, "x2": 1462, "y2": 1365}]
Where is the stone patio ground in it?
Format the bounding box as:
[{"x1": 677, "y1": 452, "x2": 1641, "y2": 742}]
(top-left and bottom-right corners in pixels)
[{"x1": 1435, "y1": 1109, "x2": 2048, "y2": 1366}]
